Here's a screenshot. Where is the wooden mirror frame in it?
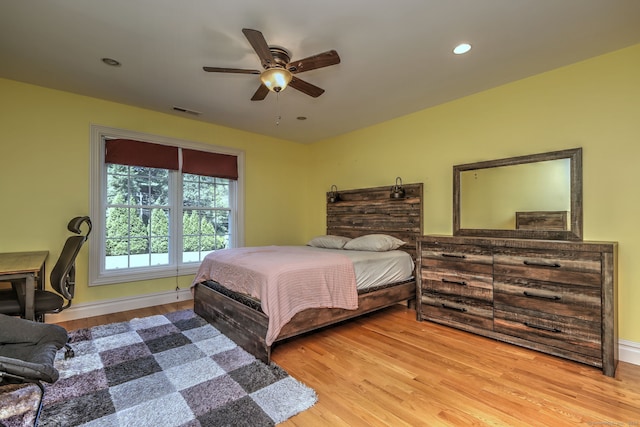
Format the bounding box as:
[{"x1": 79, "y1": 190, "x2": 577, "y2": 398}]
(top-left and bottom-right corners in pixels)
[{"x1": 453, "y1": 147, "x2": 583, "y2": 241}]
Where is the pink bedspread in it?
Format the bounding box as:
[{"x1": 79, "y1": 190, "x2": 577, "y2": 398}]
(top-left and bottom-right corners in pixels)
[{"x1": 192, "y1": 246, "x2": 358, "y2": 345}]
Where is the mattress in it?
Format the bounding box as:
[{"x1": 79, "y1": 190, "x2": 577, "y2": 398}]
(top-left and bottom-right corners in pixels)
[
  {"x1": 194, "y1": 247, "x2": 414, "y2": 311},
  {"x1": 192, "y1": 246, "x2": 415, "y2": 293},
  {"x1": 303, "y1": 246, "x2": 415, "y2": 290}
]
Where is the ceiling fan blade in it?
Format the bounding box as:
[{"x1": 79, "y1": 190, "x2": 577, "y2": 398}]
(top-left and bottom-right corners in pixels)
[
  {"x1": 287, "y1": 50, "x2": 340, "y2": 74},
  {"x1": 203, "y1": 66, "x2": 261, "y2": 74},
  {"x1": 251, "y1": 84, "x2": 270, "y2": 101},
  {"x1": 289, "y1": 77, "x2": 325, "y2": 98},
  {"x1": 242, "y1": 28, "x2": 275, "y2": 67}
]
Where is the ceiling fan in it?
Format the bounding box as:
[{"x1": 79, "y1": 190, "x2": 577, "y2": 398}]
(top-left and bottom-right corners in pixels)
[{"x1": 203, "y1": 28, "x2": 341, "y2": 101}]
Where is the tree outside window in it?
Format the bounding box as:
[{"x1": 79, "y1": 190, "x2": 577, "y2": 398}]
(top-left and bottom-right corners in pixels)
[{"x1": 104, "y1": 165, "x2": 230, "y2": 270}]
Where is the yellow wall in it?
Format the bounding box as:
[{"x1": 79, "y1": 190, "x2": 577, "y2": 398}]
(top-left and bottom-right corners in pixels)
[
  {"x1": 1, "y1": 43, "x2": 639, "y2": 343},
  {"x1": 307, "y1": 44, "x2": 640, "y2": 342},
  {"x1": 0, "y1": 78, "x2": 310, "y2": 303}
]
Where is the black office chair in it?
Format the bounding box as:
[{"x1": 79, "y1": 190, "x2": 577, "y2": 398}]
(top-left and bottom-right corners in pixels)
[
  {"x1": 0, "y1": 314, "x2": 69, "y2": 426},
  {"x1": 0, "y1": 216, "x2": 91, "y2": 320}
]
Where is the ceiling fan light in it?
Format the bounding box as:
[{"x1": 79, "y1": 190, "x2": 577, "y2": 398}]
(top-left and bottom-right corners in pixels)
[{"x1": 260, "y1": 68, "x2": 292, "y2": 92}]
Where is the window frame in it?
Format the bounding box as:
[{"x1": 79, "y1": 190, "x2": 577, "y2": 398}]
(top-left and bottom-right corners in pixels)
[{"x1": 89, "y1": 125, "x2": 245, "y2": 286}]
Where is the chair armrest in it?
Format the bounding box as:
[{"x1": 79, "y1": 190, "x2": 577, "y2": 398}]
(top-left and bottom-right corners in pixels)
[{"x1": 0, "y1": 355, "x2": 60, "y2": 383}]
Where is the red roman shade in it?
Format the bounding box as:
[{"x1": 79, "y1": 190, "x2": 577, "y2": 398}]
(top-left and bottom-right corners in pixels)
[
  {"x1": 182, "y1": 149, "x2": 238, "y2": 180},
  {"x1": 105, "y1": 139, "x2": 238, "y2": 180},
  {"x1": 105, "y1": 139, "x2": 179, "y2": 170}
]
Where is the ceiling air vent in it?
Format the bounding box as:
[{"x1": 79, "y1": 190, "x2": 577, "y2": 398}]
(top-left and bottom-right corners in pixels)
[{"x1": 172, "y1": 106, "x2": 202, "y2": 116}]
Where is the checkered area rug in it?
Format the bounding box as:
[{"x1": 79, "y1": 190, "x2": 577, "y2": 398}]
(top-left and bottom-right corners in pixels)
[{"x1": 0, "y1": 310, "x2": 316, "y2": 427}]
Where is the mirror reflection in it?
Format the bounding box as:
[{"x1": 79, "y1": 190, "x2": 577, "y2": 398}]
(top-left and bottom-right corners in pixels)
[
  {"x1": 453, "y1": 148, "x2": 582, "y2": 241},
  {"x1": 460, "y1": 158, "x2": 571, "y2": 230}
]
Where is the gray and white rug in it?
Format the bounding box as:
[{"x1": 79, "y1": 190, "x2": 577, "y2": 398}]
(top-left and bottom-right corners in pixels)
[{"x1": 0, "y1": 310, "x2": 316, "y2": 427}]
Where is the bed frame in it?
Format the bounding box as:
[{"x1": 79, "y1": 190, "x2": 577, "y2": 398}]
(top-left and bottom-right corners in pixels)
[{"x1": 194, "y1": 182, "x2": 423, "y2": 363}]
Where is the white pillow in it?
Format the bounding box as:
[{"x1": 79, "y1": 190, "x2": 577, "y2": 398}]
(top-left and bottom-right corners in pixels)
[
  {"x1": 307, "y1": 235, "x2": 352, "y2": 249},
  {"x1": 343, "y1": 234, "x2": 406, "y2": 252}
]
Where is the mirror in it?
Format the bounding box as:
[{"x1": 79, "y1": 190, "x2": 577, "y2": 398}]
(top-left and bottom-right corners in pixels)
[{"x1": 453, "y1": 148, "x2": 582, "y2": 240}]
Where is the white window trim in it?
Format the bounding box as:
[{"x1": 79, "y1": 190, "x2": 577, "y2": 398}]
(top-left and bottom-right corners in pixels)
[{"x1": 89, "y1": 124, "x2": 245, "y2": 286}]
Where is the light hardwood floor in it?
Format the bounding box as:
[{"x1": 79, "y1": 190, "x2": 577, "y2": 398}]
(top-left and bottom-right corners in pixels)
[{"x1": 54, "y1": 302, "x2": 640, "y2": 426}]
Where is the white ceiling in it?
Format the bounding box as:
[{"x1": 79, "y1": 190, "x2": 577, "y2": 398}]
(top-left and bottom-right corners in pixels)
[{"x1": 1, "y1": 1, "x2": 639, "y2": 144}]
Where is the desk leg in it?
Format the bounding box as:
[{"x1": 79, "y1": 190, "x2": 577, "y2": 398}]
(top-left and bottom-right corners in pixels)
[{"x1": 25, "y1": 274, "x2": 35, "y2": 321}]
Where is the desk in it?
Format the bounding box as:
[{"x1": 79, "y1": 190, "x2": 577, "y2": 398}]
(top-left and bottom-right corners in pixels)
[{"x1": 0, "y1": 251, "x2": 48, "y2": 321}]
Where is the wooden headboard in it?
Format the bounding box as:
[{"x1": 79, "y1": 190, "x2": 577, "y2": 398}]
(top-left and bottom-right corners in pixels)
[{"x1": 326, "y1": 183, "x2": 423, "y2": 260}]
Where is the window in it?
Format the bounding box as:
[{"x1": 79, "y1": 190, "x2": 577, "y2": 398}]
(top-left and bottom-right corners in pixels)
[
  {"x1": 90, "y1": 125, "x2": 244, "y2": 285},
  {"x1": 182, "y1": 174, "x2": 231, "y2": 262},
  {"x1": 105, "y1": 164, "x2": 171, "y2": 270}
]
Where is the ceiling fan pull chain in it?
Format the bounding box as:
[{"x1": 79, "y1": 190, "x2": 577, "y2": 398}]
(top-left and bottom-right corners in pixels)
[{"x1": 275, "y1": 92, "x2": 281, "y2": 126}]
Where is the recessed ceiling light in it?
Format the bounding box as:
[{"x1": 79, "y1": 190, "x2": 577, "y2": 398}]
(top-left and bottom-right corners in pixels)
[
  {"x1": 453, "y1": 43, "x2": 472, "y2": 55},
  {"x1": 101, "y1": 57, "x2": 121, "y2": 67},
  {"x1": 297, "y1": 116, "x2": 307, "y2": 121}
]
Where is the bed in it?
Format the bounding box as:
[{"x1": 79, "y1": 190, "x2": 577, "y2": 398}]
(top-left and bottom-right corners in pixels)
[{"x1": 193, "y1": 183, "x2": 423, "y2": 363}]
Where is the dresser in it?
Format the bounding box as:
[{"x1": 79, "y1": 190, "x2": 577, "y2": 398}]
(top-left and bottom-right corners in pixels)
[{"x1": 416, "y1": 235, "x2": 618, "y2": 377}]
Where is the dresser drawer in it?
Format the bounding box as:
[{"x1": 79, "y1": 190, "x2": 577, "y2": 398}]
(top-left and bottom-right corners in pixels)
[
  {"x1": 422, "y1": 269, "x2": 492, "y2": 302},
  {"x1": 493, "y1": 248, "x2": 601, "y2": 286},
  {"x1": 494, "y1": 276, "x2": 601, "y2": 322},
  {"x1": 421, "y1": 291, "x2": 493, "y2": 330},
  {"x1": 421, "y1": 243, "x2": 493, "y2": 275},
  {"x1": 494, "y1": 308, "x2": 601, "y2": 359}
]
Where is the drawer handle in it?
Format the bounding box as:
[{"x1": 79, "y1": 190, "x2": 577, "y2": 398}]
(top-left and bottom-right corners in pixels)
[
  {"x1": 442, "y1": 253, "x2": 466, "y2": 259},
  {"x1": 523, "y1": 260, "x2": 561, "y2": 268},
  {"x1": 442, "y1": 278, "x2": 467, "y2": 286},
  {"x1": 524, "y1": 322, "x2": 562, "y2": 333},
  {"x1": 523, "y1": 291, "x2": 561, "y2": 301},
  {"x1": 441, "y1": 303, "x2": 467, "y2": 313}
]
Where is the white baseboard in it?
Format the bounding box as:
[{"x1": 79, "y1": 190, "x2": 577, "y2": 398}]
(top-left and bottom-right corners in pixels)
[
  {"x1": 620, "y1": 339, "x2": 640, "y2": 366},
  {"x1": 45, "y1": 292, "x2": 640, "y2": 368},
  {"x1": 46, "y1": 288, "x2": 193, "y2": 323}
]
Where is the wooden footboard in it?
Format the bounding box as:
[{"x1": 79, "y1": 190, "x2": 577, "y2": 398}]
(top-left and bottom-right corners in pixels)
[
  {"x1": 194, "y1": 280, "x2": 416, "y2": 364},
  {"x1": 194, "y1": 282, "x2": 270, "y2": 362}
]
